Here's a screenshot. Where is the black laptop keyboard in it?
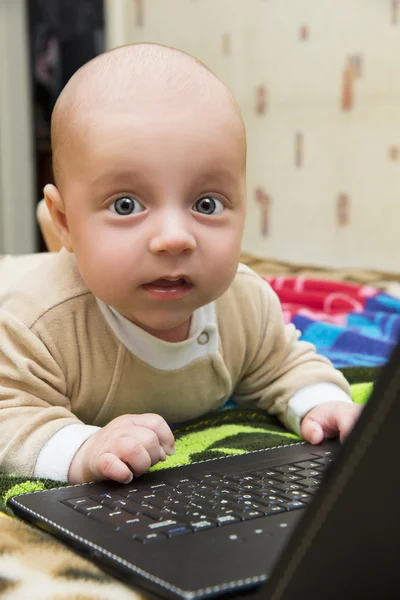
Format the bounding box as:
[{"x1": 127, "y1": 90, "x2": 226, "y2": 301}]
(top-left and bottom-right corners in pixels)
[{"x1": 62, "y1": 454, "x2": 333, "y2": 544}]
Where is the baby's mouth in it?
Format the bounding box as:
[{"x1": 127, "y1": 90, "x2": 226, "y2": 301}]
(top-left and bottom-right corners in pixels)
[
  {"x1": 147, "y1": 278, "x2": 188, "y2": 288},
  {"x1": 142, "y1": 276, "x2": 193, "y2": 292}
]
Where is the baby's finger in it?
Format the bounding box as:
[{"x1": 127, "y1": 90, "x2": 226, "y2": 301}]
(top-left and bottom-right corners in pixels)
[
  {"x1": 337, "y1": 412, "x2": 359, "y2": 443},
  {"x1": 95, "y1": 451, "x2": 133, "y2": 484},
  {"x1": 116, "y1": 436, "x2": 153, "y2": 477},
  {"x1": 301, "y1": 418, "x2": 324, "y2": 445},
  {"x1": 131, "y1": 414, "x2": 175, "y2": 455},
  {"x1": 126, "y1": 426, "x2": 164, "y2": 465}
]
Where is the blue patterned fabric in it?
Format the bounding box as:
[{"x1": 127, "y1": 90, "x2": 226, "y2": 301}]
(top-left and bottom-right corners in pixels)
[{"x1": 292, "y1": 293, "x2": 400, "y2": 367}]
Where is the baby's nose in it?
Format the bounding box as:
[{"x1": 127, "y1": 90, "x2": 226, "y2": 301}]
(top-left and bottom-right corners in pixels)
[{"x1": 149, "y1": 221, "x2": 196, "y2": 256}]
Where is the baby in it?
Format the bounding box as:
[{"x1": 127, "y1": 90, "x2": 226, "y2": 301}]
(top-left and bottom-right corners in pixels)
[{"x1": 0, "y1": 43, "x2": 361, "y2": 485}]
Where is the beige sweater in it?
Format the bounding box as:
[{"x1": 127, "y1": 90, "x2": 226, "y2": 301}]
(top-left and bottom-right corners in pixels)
[{"x1": 0, "y1": 251, "x2": 349, "y2": 476}]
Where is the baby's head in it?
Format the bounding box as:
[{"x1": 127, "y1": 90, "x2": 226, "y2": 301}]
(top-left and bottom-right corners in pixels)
[{"x1": 45, "y1": 43, "x2": 247, "y2": 342}]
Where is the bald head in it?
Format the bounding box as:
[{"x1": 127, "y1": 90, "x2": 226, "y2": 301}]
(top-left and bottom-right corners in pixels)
[{"x1": 51, "y1": 43, "x2": 246, "y2": 190}]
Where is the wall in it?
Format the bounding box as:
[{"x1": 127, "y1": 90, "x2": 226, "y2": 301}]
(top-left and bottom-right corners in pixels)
[
  {"x1": 105, "y1": 0, "x2": 400, "y2": 271},
  {"x1": 0, "y1": 0, "x2": 36, "y2": 254}
]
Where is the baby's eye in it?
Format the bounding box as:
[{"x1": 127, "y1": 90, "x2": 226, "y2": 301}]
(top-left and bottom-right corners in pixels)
[
  {"x1": 193, "y1": 197, "x2": 224, "y2": 215},
  {"x1": 109, "y1": 197, "x2": 145, "y2": 216}
]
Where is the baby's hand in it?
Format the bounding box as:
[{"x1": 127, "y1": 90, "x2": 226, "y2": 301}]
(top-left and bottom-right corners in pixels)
[
  {"x1": 301, "y1": 401, "x2": 363, "y2": 445},
  {"x1": 68, "y1": 414, "x2": 175, "y2": 484}
]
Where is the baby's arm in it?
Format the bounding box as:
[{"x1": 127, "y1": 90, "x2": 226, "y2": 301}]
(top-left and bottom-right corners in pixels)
[
  {"x1": 0, "y1": 309, "x2": 81, "y2": 477},
  {"x1": 233, "y1": 277, "x2": 356, "y2": 439},
  {"x1": 0, "y1": 310, "x2": 174, "y2": 483}
]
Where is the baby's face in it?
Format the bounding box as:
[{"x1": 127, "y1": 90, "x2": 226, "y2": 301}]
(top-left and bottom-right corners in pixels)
[{"x1": 60, "y1": 98, "x2": 246, "y2": 341}]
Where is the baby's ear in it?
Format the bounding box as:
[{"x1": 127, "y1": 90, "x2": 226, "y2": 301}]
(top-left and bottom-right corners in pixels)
[
  {"x1": 43, "y1": 184, "x2": 73, "y2": 252},
  {"x1": 36, "y1": 199, "x2": 62, "y2": 252}
]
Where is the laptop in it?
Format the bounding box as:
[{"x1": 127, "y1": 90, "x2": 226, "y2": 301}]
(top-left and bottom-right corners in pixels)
[{"x1": 8, "y1": 338, "x2": 400, "y2": 600}]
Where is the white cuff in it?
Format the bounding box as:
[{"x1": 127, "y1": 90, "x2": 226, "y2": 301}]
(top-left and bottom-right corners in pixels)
[
  {"x1": 33, "y1": 424, "x2": 100, "y2": 481},
  {"x1": 286, "y1": 382, "x2": 352, "y2": 437}
]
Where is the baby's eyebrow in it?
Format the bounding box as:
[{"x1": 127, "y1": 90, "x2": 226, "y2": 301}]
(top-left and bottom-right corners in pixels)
[
  {"x1": 90, "y1": 168, "x2": 150, "y2": 188},
  {"x1": 90, "y1": 168, "x2": 239, "y2": 189},
  {"x1": 193, "y1": 169, "x2": 239, "y2": 188}
]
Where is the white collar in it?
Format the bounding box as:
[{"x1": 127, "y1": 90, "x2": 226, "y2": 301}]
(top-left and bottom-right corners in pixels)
[{"x1": 96, "y1": 299, "x2": 218, "y2": 370}]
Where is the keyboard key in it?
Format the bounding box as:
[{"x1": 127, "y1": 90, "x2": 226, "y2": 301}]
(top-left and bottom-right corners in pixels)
[
  {"x1": 215, "y1": 514, "x2": 241, "y2": 526},
  {"x1": 291, "y1": 460, "x2": 322, "y2": 470},
  {"x1": 182, "y1": 511, "x2": 213, "y2": 521},
  {"x1": 147, "y1": 520, "x2": 189, "y2": 535},
  {"x1": 312, "y1": 456, "x2": 334, "y2": 466},
  {"x1": 265, "y1": 474, "x2": 301, "y2": 484},
  {"x1": 147, "y1": 519, "x2": 178, "y2": 529},
  {"x1": 282, "y1": 501, "x2": 307, "y2": 511},
  {"x1": 148, "y1": 483, "x2": 174, "y2": 493},
  {"x1": 187, "y1": 501, "x2": 213, "y2": 514},
  {"x1": 259, "y1": 487, "x2": 283, "y2": 496},
  {"x1": 145, "y1": 496, "x2": 172, "y2": 509},
  {"x1": 124, "y1": 488, "x2": 171, "y2": 501},
  {"x1": 192, "y1": 490, "x2": 217, "y2": 501},
  {"x1": 256, "y1": 494, "x2": 286, "y2": 506},
  {"x1": 296, "y1": 495, "x2": 313, "y2": 505},
  {"x1": 216, "y1": 486, "x2": 240, "y2": 495},
  {"x1": 206, "y1": 505, "x2": 237, "y2": 516},
  {"x1": 254, "y1": 469, "x2": 280, "y2": 478},
  {"x1": 88, "y1": 508, "x2": 138, "y2": 528},
  {"x1": 165, "y1": 501, "x2": 191, "y2": 515},
  {"x1": 271, "y1": 483, "x2": 303, "y2": 493},
  {"x1": 166, "y1": 526, "x2": 192, "y2": 537},
  {"x1": 226, "y1": 474, "x2": 261, "y2": 484},
  {"x1": 233, "y1": 493, "x2": 256, "y2": 501},
  {"x1": 135, "y1": 532, "x2": 167, "y2": 544},
  {"x1": 260, "y1": 478, "x2": 283, "y2": 487},
  {"x1": 75, "y1": 502, "x2": 104, "y2": 514},
  {"x1": 176, "y1": 487, "x2": 193, "y2": 497},
  {"x1": 167, "y1": 476, "x2": 200, "y2": 486},
  {"x1": 118, "y1": 515, "x2": 155, "y2": 535},
  {"x1": 231, "y1": 498, "x2": 259, "y2": 508},
  {"x1": 190, "y1": 519, "x2": 217, "y2": 532},
  {"x1": 89, "y1": 493, "x2": 114, "y2": 502},
  {"x1": 298, "y1": 469, "x2": 323, "y2": 479},
  {"x1": 236, "y1": 510, "x2": 264, "y2": 521},
  {"x1": 198, "y1": 477, "x2": 226, "y2": 486},
  {"x1": 199, "y1": 473, "x2": 221, "y2": 481},
  {"x1": 63, "y1": 497, "x2": 98, "y2": 509},
  {"x1": 126, "y1": 492, "x2": 159, "y2": 504},
  {"x1": 93, "y1": 494, "x2": 143, "y2": 514},
  {"x1": 230, "y1": 483, "x2": 261, "y2": 494},
  {"x1": 175, "y1": 482, "x2": 199, "y2": 492},
  {"x1": 117, "y1": 486, "x2": 150, "y2": 497},
  {"x1": 210, "y1": 498, "x2": 232, "y2": 508},
  {"x1": 283, "y1": 490, "x2": 312, "y2": 501},
  {"x1": 141, "y1": 504, "x2": 165, "y2": 520},
  {"x1": 311, "y1": 450, "x2": 334, "y2": 459},
  {"x1": 296, "y1": 478, "x2": 321, "y2": 488},
  {"x1": 271, "y1": 465, "x2": 301, "y2": 475},
  {"x1": 262, "y1": 505, "x2": 286, "y2": 516}
]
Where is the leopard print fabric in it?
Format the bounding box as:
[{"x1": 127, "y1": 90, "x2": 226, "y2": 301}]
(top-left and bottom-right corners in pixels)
[{"x1": 0, "y1": 514, "x2": 145, "y2": 600}]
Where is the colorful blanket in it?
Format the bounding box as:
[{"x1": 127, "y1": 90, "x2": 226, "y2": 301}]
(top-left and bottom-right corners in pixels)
[
  {"x1": 0, "y1": 276, "x2": 398, "y2": 599},
  {"x1": 266, "y1": 276, "x2": 400, "y2": 368}
]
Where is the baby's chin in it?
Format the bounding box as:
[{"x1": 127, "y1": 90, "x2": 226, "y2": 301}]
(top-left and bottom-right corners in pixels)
[
  {"x1": 115, "y1": 308, "x2": 194, "y2": 342},
  {"x1": 139, "y1": 319, "x2": 193, "y2": 343}
]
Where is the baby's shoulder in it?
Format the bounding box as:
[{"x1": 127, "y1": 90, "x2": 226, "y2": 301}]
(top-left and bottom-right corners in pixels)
[
  {"x1": 215, "y1": 263, "x2": 274, "y2": 327},
  {"x1": 0, "y1": 250, "x2": 92, "y2": 328},
  {"x1": 219, "y1": 263, "x2": 273, "y2": 304},
  {"x1": 235, "y1": 263, "x2": 265, "y2": 285}
]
